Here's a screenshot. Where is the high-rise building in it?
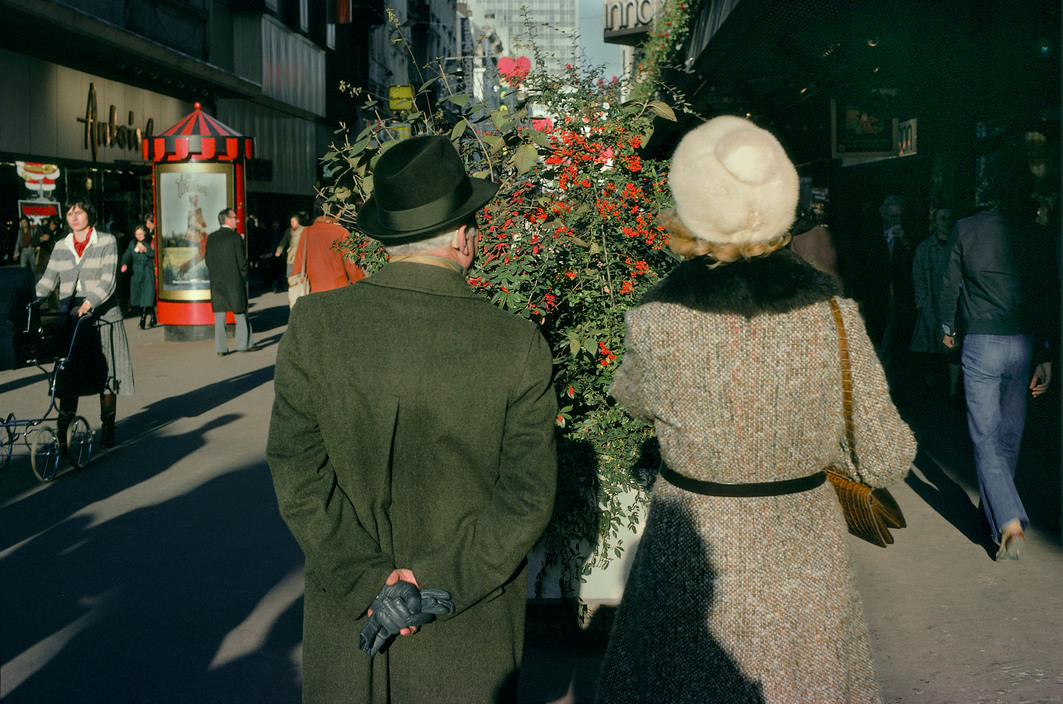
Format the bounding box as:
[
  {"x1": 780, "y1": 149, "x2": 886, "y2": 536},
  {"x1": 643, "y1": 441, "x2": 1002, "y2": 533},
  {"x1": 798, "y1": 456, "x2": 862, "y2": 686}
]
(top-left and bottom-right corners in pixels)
[{"x1": 464, "y1": 0, "x2": 579, "y2": 76}]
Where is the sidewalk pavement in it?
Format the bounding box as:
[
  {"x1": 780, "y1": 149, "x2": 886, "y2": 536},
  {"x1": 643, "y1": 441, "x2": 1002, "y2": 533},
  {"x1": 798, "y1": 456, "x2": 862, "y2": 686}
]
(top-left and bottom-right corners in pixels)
[{"x1": 1, "y1": 288, "x2": 1060, "y2": 703}]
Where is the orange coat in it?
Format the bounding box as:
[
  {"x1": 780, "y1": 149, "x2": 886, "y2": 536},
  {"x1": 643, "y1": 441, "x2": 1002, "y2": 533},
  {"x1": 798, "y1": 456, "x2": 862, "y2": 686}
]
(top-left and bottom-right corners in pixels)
[{"x1": 290, "y1": 216, "x2": 365, "y2": 292}]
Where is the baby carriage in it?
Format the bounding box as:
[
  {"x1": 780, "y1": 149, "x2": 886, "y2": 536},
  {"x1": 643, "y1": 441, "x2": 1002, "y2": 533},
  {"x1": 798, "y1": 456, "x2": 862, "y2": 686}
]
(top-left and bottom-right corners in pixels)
[{"x1": 1, "y1": 301, "x2": 98, "y2": 481}]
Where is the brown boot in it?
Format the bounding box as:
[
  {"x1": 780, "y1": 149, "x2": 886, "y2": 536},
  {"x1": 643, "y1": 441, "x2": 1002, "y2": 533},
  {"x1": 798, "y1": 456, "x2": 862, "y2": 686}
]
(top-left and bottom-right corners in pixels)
[{"x1": 100, "y1": 393, "x2": 117, "y2": 448}]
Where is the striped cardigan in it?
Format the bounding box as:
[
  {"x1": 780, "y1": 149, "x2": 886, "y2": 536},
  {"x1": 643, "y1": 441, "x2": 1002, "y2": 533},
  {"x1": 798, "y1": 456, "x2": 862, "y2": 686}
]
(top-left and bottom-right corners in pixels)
[
  {"x1": 36, "y1": 229, "x2": 134, "y2": 395},
  {"x1": 36, "y1": 229, "x2": 121, "y2": 320}
]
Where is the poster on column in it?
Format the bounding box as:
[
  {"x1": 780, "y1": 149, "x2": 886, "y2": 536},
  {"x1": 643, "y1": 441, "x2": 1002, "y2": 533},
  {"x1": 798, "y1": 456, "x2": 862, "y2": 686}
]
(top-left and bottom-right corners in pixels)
[{"x1": 156, "y1": 162, "x2": 233, "y2": 301}]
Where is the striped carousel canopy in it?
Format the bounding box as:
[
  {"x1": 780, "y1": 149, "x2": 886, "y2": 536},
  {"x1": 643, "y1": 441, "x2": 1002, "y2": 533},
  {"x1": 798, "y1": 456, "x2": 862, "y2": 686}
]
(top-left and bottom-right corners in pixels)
[{"x1": 142, "y1": 102, "x2": 254, "y2": 163}]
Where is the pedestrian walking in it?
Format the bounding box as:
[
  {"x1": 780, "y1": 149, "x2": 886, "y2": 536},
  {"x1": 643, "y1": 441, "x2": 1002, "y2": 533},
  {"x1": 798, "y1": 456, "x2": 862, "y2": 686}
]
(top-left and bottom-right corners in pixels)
[
  {"x1": 204, "y1": 208, "x2": 253, "y2": 356},
  {"x1": 120, "y1": 224, "x2": 157, "y2": 329},
  {"x1": 35, "y1": 197, "x2": 134, "y2": 450},
  {"x1": 938, "y1": 149, "x2": 1059, "y2": 560},
  {"x1": 287, "y1": 196, "x2": 364, "y2": 300}
]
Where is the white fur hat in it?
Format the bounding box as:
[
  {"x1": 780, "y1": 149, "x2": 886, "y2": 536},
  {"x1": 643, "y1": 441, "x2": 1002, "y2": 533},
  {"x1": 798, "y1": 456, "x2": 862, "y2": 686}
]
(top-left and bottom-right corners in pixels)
[{"x1": 669, "y1": 115, "x2": 799, "y2": 246}]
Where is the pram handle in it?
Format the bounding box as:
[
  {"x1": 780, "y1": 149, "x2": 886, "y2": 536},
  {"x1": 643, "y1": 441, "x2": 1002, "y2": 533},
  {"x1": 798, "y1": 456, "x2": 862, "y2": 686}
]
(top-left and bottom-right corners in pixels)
[{"x1": 23, "y1": 299, "x2": 98, "y2": 335}]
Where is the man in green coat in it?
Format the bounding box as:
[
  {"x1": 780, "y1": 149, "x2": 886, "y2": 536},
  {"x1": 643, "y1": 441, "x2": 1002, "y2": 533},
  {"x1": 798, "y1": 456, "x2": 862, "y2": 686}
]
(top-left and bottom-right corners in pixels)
[{"x1": 267, "y1": 135, "x2": 557, "y2": 703}]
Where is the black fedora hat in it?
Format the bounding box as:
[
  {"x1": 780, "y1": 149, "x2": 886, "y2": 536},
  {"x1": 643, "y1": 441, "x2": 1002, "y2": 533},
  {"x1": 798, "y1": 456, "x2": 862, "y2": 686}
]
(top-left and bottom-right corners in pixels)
[{"x1": 357, "y1": 135, "x2": 499, "y2": 245}]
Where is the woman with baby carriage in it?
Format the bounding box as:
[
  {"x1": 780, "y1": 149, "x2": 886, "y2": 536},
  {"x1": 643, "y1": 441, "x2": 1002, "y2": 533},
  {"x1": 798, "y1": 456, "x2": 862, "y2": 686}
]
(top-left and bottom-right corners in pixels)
[{"x1": 35, "y1": 196, "x2": 133, "y2": 452}]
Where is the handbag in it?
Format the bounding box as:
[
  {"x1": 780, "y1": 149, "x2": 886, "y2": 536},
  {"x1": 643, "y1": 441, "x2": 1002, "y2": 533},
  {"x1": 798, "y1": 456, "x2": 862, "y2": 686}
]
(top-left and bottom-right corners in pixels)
[
  {"x1": 287, "y1": 233, "x2": 311, "y2": 303},
  {"x1": 825, "y1": 298, "x2": 907, "y2": 547}
]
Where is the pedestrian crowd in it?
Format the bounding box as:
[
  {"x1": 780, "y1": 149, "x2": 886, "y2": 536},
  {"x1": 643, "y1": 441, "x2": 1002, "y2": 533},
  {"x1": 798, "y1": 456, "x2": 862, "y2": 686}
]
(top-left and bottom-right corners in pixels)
[{"x1": 2, "y1": 114, "x2": 1056, "y2": 704}]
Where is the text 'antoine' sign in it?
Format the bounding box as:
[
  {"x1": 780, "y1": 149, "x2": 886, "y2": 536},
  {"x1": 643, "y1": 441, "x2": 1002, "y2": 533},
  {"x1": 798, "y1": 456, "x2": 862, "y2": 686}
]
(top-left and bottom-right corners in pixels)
[{"x1": 77, "y1": 83, "x2": 155, "y2": 161}]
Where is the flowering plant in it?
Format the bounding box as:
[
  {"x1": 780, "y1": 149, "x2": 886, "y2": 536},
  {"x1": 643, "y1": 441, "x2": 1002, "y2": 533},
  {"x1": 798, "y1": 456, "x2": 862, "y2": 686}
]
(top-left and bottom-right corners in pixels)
[{"x1": 321, "y1": 6, "x2": 699, "y2": 595}]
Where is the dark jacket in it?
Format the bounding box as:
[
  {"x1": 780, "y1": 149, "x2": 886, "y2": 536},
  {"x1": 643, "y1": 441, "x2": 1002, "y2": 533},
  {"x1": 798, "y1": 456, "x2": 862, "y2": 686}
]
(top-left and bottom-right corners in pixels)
[
  {"x1": 204, "y1": 226, "x2": 248, "y2": 313},
  {"x1": 848, "y1": 225, "x2": 915, "y2": 351},
  {"x1": 938, "y1": 210, "x2": 1058, "y2": 357},
  {"x1": 266, "y1": 261, "x2": 557, "y2": 703}
]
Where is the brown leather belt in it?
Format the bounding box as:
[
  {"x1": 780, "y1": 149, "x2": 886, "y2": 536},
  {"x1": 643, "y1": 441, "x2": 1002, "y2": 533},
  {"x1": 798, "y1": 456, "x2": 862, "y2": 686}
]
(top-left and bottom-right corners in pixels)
[{"x1": 658, "y1": 463, "x2": 827, "y2": 497}]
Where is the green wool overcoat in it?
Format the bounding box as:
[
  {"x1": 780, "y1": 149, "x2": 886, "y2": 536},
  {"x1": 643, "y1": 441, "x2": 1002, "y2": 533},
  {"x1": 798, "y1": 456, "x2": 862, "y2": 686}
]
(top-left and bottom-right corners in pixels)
[{"x1": 267, "y1": 260, "x2": 557, "y2": 704}]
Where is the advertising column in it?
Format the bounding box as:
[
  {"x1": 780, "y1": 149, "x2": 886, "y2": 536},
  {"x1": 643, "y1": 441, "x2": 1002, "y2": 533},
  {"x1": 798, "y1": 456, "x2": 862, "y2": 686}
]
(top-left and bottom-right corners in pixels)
[{"x1": 142, "y1": 103, "x2": 254, "y2": 340}]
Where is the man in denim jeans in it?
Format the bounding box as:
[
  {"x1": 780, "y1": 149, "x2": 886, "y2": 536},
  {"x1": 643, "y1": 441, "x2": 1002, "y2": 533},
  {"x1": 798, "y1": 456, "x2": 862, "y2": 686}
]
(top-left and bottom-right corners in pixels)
[{"x1": 939, "y1": 153, "x2": 1058, "y2": 561}]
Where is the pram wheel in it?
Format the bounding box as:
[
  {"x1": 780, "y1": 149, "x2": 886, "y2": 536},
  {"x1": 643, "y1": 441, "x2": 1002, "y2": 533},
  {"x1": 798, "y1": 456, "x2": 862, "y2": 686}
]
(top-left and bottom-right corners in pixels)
[
  {"x1": 67, "y1": 415, "x2": 93, "y2": 470},
  {"x1": 30, "y1": 426, "x2": 61, "y2": 482}
]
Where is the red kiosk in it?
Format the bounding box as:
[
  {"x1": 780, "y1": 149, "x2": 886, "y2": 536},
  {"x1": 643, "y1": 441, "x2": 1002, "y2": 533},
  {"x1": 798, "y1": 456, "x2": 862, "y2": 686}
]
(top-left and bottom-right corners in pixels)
[{"x1": 142, "y1": 103, "x2": 254, "y2": 341}]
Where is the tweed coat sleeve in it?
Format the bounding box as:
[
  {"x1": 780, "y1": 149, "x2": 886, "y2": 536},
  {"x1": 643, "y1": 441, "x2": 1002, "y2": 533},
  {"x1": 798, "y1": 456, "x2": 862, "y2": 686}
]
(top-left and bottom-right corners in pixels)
[
  {"x1": 609, "y1": 310, "x2": 653, "y2": 423},
  {"x1": 267, "y1": 302, "x2": 397, "y2": 622},
  {"x1": 835, "y1": 297, "x2": 916, "y2": 487}
]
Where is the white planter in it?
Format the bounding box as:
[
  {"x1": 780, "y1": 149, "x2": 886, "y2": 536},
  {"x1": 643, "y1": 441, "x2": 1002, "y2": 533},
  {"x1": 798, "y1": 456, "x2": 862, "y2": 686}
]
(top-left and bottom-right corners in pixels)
[{"x1": 527, "y1": 487, "x2": 647, "y2": 604}]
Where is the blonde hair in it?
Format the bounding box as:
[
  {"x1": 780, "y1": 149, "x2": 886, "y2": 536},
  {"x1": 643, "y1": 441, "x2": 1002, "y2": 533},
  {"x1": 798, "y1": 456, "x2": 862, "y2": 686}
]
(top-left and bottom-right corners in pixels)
[{"x1": 660, "y1": 210, "x2": 790, "y2": 266}]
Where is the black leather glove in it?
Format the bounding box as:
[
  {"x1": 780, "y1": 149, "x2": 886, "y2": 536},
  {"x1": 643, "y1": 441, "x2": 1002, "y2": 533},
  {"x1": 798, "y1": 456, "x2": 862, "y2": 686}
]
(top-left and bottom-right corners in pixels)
[
  {"x1": 418, "y1": 588, "x2": 454, "y2": 617},
  {"x1": 358, "y1": 582, "x2": 454, "y2": 656}
]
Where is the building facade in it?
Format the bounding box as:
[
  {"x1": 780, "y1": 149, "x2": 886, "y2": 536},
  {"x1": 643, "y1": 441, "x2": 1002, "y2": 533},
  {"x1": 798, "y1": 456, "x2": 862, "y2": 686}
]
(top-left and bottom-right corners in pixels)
[{"x1": 0, "y1": 0, "x2": 334, "y2": 249}]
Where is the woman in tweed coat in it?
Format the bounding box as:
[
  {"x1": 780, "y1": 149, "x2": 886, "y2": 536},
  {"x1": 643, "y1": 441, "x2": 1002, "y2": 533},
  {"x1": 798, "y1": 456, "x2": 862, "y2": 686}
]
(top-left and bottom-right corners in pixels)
[
  {"x1": 36, "y1": 198, "x2": 134, "y2": 449},
  {"x1": 597, "y1": 117, "x2": 916, "y2": 704}
]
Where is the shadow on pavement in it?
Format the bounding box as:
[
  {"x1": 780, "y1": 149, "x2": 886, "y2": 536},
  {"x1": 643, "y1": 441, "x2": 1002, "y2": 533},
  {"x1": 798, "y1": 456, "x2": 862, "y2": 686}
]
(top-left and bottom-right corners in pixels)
[
  {"x1": 898, "y1": 385, "x2": 1061, "y2": 547},
  {"x1": 1, "y1": 459, "x2": 304, "y2": 703}
]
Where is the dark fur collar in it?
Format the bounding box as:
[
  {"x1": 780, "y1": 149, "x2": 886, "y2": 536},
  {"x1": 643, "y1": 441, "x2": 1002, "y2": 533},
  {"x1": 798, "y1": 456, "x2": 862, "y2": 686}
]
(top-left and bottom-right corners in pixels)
[{"x1": 642, "y1": 248, "x2": 841, "y2": 317}]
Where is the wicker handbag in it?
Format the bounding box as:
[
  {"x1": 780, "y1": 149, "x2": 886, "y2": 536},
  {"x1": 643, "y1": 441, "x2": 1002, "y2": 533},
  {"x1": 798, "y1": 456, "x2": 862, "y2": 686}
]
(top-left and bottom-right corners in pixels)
[{"x1": 825, "y1": 298, "x2": 907, "y2": 547}]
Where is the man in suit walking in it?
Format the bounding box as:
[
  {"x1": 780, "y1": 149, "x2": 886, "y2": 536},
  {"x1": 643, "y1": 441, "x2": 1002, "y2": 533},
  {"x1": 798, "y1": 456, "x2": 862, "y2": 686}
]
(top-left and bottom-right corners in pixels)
[
  {"x1": 267, "y1": 136, "x2": 557, "y2": 703},
  {"x1": 204, "y1": 208, "x2": 252, "y2": 356}
]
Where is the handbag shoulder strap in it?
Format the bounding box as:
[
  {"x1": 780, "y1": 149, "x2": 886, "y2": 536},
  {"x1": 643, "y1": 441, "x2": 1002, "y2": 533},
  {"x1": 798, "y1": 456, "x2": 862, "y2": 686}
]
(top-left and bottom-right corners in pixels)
[
  {"x1": 300, "y1": 230, "x2": 310, "y2": 276},
  {"x1": 827, "y1": 297, "x2": 858, "y2": 467}
]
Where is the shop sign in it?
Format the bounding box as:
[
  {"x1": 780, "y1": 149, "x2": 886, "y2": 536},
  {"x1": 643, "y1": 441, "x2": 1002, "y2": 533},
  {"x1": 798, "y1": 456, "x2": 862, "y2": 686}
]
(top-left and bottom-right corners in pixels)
[
  {"x1": 18, "y1": 200, "x2": 60, "y2": 226},
  {"x1": 605, "y1": 0, "x2": 657, "y2": 32},
  {"x1": 76, "y1": 83, "x2": 156, "y2": 162},
  {"x1": 831, "y1": 95, "x2": 899, "y2": 159},
  {"x1": 388, "y1": 85, "x2": 414, "y2": 112},
  {"x1": 16, "y1": 162, "x2": 61, "y2": 195}
]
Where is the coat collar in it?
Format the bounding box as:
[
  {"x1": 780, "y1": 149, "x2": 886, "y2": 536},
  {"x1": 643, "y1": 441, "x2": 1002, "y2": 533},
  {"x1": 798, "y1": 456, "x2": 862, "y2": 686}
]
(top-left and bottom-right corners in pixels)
[
  {"x1": 62, "y1": 228, "x2": 100, "y2": 259},
  {"x1": 363, "y1": 259, "x2": 479, "y2": 299},
  {"x1": 642, "y1": 248, "x2": 841, "y2": 317}
]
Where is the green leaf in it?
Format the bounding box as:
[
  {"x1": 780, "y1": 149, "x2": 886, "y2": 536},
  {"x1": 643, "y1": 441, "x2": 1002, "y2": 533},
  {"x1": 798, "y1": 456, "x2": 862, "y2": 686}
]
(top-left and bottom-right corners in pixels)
[
  {"x1": 647, "y1": 100, "x2": 677, "y2": 122},
  {"x1": 528, "y1": 129, "x2": 551, "y2": 149},
  {"x1": 483, "y1": 134, "x2": 505, "y2": 154},
  {"x1": 513, "y1": 144, "x2": 538, "y2": 174},
  {"x1": 450, "y1": 120, "x2": 468, "y2": 141},
  {"x1": 446, "y1": 93, "x2": 470, "y2": 108},
  {"x1": 491, "y1": 111, "x2": 514, "y2": 133},
  {"x1": 351, "y1": 135, "x2": 372, "y2": 155}
]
